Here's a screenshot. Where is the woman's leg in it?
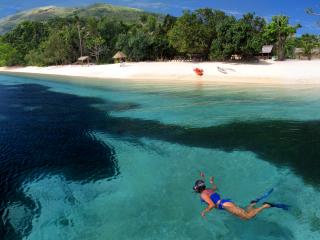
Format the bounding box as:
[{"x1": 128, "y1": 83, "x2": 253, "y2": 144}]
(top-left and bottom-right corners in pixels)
[
  {"x1": 223, "y1": 202, "x2": 270, "y2": 220},
  {"x1": 246, "y1": 202, "x2": 257, "y2": 211}
]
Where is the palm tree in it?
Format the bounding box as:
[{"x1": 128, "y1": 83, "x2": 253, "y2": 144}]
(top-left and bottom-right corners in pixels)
[
  {"x1": 73, "y1": 13, "x2": 83, "y2": 57},
  {"x1": 306, "y1": 8, "x2": 320, "y2": 16}
]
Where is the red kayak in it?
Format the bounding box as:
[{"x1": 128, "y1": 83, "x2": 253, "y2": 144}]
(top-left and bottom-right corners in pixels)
[{"x1": 193, "y1": 68, "x2": 204, "y2": 76}]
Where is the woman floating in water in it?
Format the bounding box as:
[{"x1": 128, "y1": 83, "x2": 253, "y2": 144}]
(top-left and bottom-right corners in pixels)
[{"x1": 194, "y1": 172, "x2": 289, "y2": 220}]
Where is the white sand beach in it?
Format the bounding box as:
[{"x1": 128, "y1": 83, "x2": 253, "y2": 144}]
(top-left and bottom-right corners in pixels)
[{"x1": 1, "y1": 60, "x2": 320, "y2": 84}]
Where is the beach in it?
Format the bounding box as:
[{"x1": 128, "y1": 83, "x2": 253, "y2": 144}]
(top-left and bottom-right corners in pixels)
[{"x1": 1, "y1": 60, "x2": 320, "y2": 85}]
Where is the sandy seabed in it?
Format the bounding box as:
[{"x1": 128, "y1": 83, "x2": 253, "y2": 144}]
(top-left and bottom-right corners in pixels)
[{"x1": 1, "y1": 60, "x2": 320, "y2": 85}]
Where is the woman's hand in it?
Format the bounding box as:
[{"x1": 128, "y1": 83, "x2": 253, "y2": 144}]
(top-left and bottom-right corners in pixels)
[
  {"x1": 200, "y1": 172, "x2": 205, "y2": 179},
  {"x1": 210, "y1": 176, "x2": 214, "y2": 184},
  {"x1": 201, "y1": 211, "x2": 206, "y2": 217}
]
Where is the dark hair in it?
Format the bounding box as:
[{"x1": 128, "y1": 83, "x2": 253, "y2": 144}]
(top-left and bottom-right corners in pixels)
[{"x1": 193, "y1": 179, "x2": 206, "y2": 193}]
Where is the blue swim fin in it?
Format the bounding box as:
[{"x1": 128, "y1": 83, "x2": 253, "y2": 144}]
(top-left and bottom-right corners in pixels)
[
  {"x1": 251, "y1": 188, "x2": 274, "y2": 204},
  {"x1": 263, "y1": 202, "x2": 290, "y2": 210}
]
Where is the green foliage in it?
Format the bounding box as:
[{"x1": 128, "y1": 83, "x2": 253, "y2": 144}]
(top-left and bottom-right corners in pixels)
[
  {"x1": 299, "y1": 34, "x2": 319, "y2": 60},
  {"x1": 195, "y1": 8, "x2": 229, "y2": 54},
  {"x1": 97, "y1": 19, "x2": 128, "y2": 63},
  {"x1": 161, "y1": 15, "x2": 177, "y2": 33},
  {"x1": 24, "y1": 49, "x2": 45, "y2": 66},
  {"x1": 0, "y1": 39, "x2": 18, "y2": 66},
  {"x1": 284, "y1": 37, "x2": 296, "y2": 59},
  {"x1": 0, "y1": 3, "x2": 162, "y2": 35},
  {"x1": 116, "y1": 31, "x2": 153, "y2": 61},
  {"x1": 209, "y1": 13, "x2": 265, "y2": 61},
  {"x1": 209, "y1": 16, "x2": 237, "y2": 60},
  {"x1": 52, "y1": 30, "x2": 73, "y2": 64},
  {"x1": 39, "y1": 27, "x2": 74, "y2": 65},
  {"x1": 231, "y1": 13, "x2": 266, "y2": 60},
  {"x1": 3, "y1": 21, "x2": 48, "y2": 64},
  {"x1": 168, "y1": 11, "x2": 209, "y2": 56},
  {"x1": 116, "y1": 14, "x2": 175, "y2": 61},
  {"x1": 24, "y1": 23, "x2": 79, "y2": 66},
  {"x1": 1, "y1": 4, "x2": 316, "y2": 66},
  {"x1": 263, "y1": 16, "x2": 301, "y2": 60},
  {"x1": 83, "y1": 17, "x2": 106, "y2": 62},
  {"x1": 85, "y1": 35, "x2": 105, "y2": 62}
]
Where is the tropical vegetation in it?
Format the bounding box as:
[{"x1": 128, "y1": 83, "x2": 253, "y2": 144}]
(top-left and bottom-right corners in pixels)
[{"x1": 0, "y1": 4, "x2": 319, "y2": 67}]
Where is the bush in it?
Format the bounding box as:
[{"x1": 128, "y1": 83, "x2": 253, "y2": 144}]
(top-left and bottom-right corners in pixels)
[{"x1": 0, "y1": 40, "x2": 19, "y2": 66}]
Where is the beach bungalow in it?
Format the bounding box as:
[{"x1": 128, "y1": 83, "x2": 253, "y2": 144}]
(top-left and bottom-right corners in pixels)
[
  {"x1": 77, "y1": 56, "x2": 90, "y2": 65},
  {"x1": 294, "y1": 48, "x2": 320, "y2": 60},
  {"x1": 230, "y1": 54, "x2": 241, "y2": 60},
  {"x1": 311, "y1": 48, "x2": 320, "y2": 59},
  {"x1": 113, "y1": 51, "x2": 127, "y2": 64},
  {"x1": 189, "y1": 53, "x2": 205, "y2": 62},
  {"x1": 260, "y1": 45, "x2": 273, "y2": 59},
  {"x1": 294, "y1": 48, "x2": 304, "y2": 59}
]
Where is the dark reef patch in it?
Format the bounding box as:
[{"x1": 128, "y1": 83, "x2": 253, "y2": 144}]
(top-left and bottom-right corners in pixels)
[
  {"x1": 0, "y1": 83, "x2": 119, "y2": 239},
  {"x1": 102, "y1": 114, "x2": 320, "y2": 187}
]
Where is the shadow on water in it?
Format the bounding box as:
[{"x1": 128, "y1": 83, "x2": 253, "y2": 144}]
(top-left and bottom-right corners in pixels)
[
  {"x1": 1, "y1": 83, "x2": 320, "y2": 239},
  {"x1": 222, "y1": 218, "x2": 295, "y2": 240},
  {"x1": 0, "y1": 84, "x2": 119, "y2": 239},
  {"x1": 102, "y1": 114, "x2": 320, "y2": 188}
]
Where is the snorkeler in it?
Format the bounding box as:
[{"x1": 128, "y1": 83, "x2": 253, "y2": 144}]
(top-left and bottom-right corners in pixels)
[{"x1": 194, "y1": 172, "x2": 289, "y2": 220}]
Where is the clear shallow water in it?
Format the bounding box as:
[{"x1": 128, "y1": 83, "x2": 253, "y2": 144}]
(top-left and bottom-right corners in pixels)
[{"x1": 0, "y1": 74, "x2": 320, "y2": 239}]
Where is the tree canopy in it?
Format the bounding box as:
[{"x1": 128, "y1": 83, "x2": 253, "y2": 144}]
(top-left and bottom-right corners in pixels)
[
  {"x1": 263, "y1": 16, "x2": 301, "y2": 61},
  {"x1": 168, "y1": 10, "x2": 209, "y2": 57},
  {"x1": 296, "y1": 34, "x2": 320, "y2": 60},
  {"x1": 0, "y1": 38, "x2": 18, "y2": 66},
  {"x1": 0, "y1": 7, "x2": 317, "y2": 66}
]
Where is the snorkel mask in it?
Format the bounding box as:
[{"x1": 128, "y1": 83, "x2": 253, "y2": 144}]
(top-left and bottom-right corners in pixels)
[{"x1": 193, "y1": 180, "x2": 206, "y2": 193}]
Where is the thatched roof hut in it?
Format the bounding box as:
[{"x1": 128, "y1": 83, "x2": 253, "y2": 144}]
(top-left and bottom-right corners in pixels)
[
  {"x1": 294, "y1": 48, "x2": 320, "y2": 59},
  {"x1": 260, "y1": 45, "x2": 273, "y2": 59},
  {"x1": 78, "y1": 56, "x2": 89, "y2": 61},
  {"x1": 261, "y1": 45, "x2": 273, "y2": 54},
  {"x1": 294, "y1": 48, "x2": 304, "y2": 59},
  {"x1": 113, "y1": 51, "x2": 127, "y2": 59},
  {"x1": 312, "y1": 48, "x2": 320, "y2": 55},
  {"x1": 77, "y1": 56, "x2": 89, "y2": 65},
  {"x1": 294, "y1": 48, "x2": 303, "y2": 54}
]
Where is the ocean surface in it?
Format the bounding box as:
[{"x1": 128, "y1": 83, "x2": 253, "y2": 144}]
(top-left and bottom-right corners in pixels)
[{"x1": 0, "y1": 74, "x2": 320, "y2": 240}]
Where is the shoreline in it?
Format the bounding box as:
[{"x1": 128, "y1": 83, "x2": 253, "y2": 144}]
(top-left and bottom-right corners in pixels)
[{"x1": 1, "y1": 60, "x2": 320, "y2": 85}]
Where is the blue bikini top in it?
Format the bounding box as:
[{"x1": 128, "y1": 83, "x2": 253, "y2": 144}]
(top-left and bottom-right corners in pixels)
[{"x1": 201, "y1": 192, "x2": 221, "y2": 204}]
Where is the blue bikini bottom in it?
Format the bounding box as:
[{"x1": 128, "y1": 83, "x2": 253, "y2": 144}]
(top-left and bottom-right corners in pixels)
[{"x1": 201, "y1": 192, "x2": 233, "y2": 210}]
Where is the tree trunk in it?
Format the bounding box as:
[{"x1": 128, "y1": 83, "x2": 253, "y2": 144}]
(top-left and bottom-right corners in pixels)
[
  {"x1": 277, "y1": 37, "x2": 286, "y2": 61},
  {"x1": 95, "y1": 51, "x2": 99, "y2": 63},
  {"x1": 77, "y1": 24, "x2": 83, "y2": 57}
]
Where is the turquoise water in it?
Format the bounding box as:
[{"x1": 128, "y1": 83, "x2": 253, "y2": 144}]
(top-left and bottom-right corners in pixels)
[{"x1": 1, "y1": 74, "x2": 320, "y2": 239}]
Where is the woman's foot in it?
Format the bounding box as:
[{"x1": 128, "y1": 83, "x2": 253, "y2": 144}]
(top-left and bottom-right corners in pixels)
[
  {"x1": 262, "y1": 202, "x2": 273, "y2": 209},
  {"x1": 262, "y1": 202, "x2": 290, "y2": 210}
]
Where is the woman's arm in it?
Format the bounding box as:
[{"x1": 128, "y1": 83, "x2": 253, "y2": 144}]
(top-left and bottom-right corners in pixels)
[
  {"x1": 200, "y1": 172, "x2": 217, "y2": 190},
  {"x1": 209, "y1": 176, "x2": 217, "y2": 191},
  {"x1": 200, "y1": 172, "x2": 205, "y2": 181},
  {"x1": 200, "y1": 193, "x2": 215, "y2": 217}
]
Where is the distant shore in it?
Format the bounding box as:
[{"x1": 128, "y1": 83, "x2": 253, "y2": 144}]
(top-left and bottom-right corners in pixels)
[{"x1": 1, "y1": 60, "x2": 320, "y2": 85}]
